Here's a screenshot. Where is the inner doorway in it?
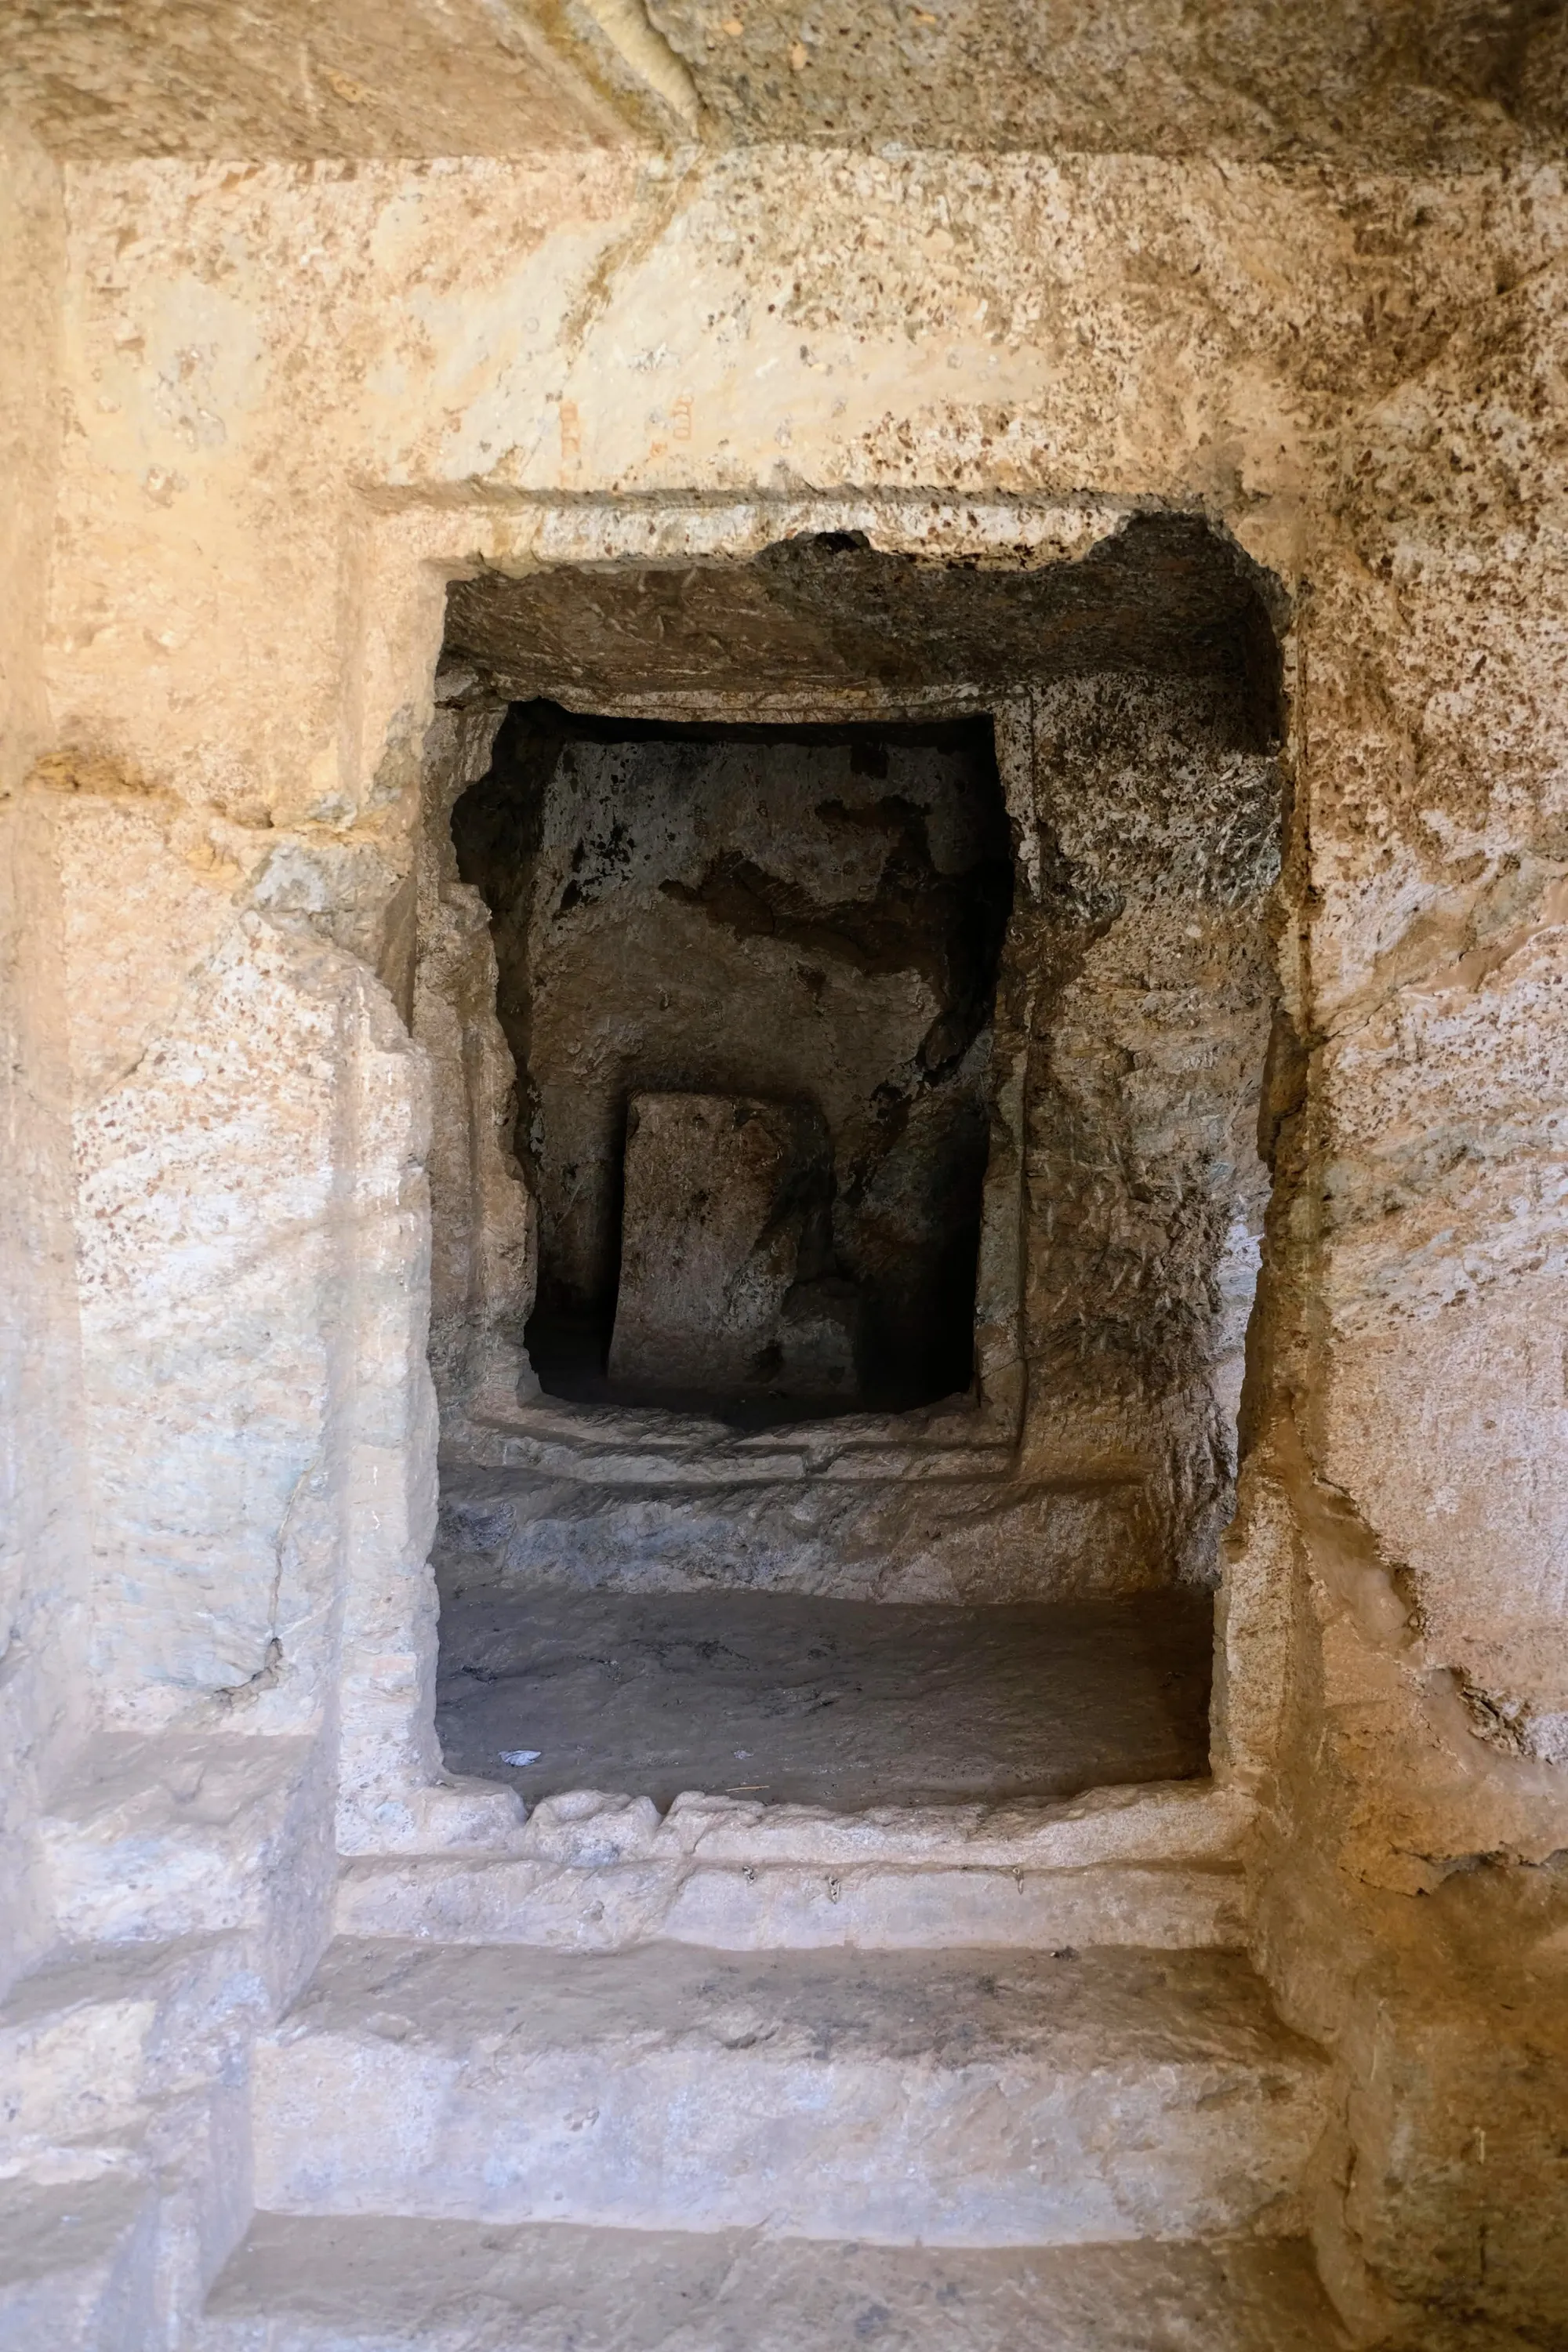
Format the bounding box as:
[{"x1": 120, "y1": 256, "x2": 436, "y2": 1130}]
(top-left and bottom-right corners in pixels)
[
  {"x1": 418, "y1": 520, "x2": 1284, "y2": 1817},
  {"x1": 451, "y1": 706, "x2": 1013, "y2": 1424}
]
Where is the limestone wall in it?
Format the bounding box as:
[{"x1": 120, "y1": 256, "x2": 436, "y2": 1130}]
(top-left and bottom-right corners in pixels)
[
  {"x1": 0, "y1": 118, "x2": 81, "y2": 1998},
  {"x1": 4, "y1": 137, "x2": 1566, "y2": 2337},
  {"x1": 1018, "y1": 670, "x2": 1280, "y2": 1580}
]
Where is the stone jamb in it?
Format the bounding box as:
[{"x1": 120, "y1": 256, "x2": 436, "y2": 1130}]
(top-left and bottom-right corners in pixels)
[{"x1": 338, "y1": 486, "x2": 1289, "y2": 1849}]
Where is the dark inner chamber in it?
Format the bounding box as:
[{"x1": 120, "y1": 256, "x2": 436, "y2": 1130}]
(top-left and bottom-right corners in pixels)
[{"x1": 452, "y1": 706, "x2": 1014, "y2": 1420}]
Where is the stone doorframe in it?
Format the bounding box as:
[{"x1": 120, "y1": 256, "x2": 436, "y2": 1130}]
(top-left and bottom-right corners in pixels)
[{"x1": 335, "y1": 487, "x2": 1294, "y2": 1850}]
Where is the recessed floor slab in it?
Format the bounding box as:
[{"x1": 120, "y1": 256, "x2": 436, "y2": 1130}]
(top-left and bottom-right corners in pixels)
[
  {"x1": 201, "y1": 2214, "x2": 1350, "y2": 2350},
  {"x1": 435, "y1": 1584, "x2": 1212, "y2": 1809}
]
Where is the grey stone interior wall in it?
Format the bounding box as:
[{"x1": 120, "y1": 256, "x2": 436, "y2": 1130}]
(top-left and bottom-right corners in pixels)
[
  {"x1": 429, "y1": 532, "x2": 1284, "y2": 1592},
  {"x1": 1016, "y1": 671, "x2": 1283, "y2": 1579},
  {"x1": 451, "y1": 709, "x2": 1013, "y2": 1414}
]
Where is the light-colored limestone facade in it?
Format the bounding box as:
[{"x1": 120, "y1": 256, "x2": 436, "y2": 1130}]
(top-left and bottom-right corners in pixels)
[{"x1": 2, "y1": 8, "x2": 1566, "y2": 2347}]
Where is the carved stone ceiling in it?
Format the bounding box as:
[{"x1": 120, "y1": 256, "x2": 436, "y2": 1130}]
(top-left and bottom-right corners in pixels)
[
  {"x1": 1, "y1": 0, "x2": 1563, "y2": 161},
  {"x1": 444, "y1": 517, "x2": 1283, "y2": 724},
  {"x1": 0, "y1": 0, "x2": 696, "y2": 158},
  {"x1": 652, "y1": 0, "x2": 1568, "y2": 165}
]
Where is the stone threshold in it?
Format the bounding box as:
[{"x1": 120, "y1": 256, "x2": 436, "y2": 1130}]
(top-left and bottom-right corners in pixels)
[
  {"x1": 397, "y1": 1772, "x2": 1247, "y2": 1870},
  {"x1": 449, "y1": 1389, "x2": 1023, "y2": 1487},
  {"x1": 335, "y1": 1777, "x2": 1252, "y2": 1951},
  {"x1": 249, "y1": 1938, "x2": 1324, "y2": 2244}
]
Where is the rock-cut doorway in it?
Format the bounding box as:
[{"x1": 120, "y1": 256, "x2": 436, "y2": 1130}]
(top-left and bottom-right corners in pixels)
[{"x1": 416, "y1": 521, "x2": 1285, "y2": 1820}]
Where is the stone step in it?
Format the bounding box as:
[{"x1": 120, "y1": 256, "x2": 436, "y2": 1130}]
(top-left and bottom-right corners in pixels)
[
  {"x1": 335, "y1": 1781, "x2": 1248, "y2": 1953},
  {"x1": 0, "y1": 1940, "x2": 272, "y2": 2352},
  {"x1": 0, "y1": 2176, "x2": 160, "y2": 2352},
  {"x1": 36, "y1": 1733, "x2": 522, "y2": 1922},
  {"x1": 452, "y1": 1400, "x2": 1017, "y2": 1486},
  {"x1": 0, "y1": 1937, "x2": 260, "y2": 2176},
  {"x1": 338, "y1": 1850, "x2": 1243, "y2": 1952},
  {"x1": 198, "y1": 2212, "x2": 1351, "y2": 2350},
  {"x1": 37, "y1": 1733, "x2": 319, "y2": 1949},
  {"x1": 253, "y1": 1939, "x2": 1327, "y2": 2246}
]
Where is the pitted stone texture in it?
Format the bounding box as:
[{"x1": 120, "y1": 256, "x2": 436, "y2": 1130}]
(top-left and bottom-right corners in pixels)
[
  {"x1": 0, "y1": 1938, "x2": 262, "y2": 2180},
  {"x1": 648, "y1": 0, "x2": 1568, "y2": 168},
  {"x1": 0, "y1": 1940, "x2": 265, "y2": 2352},
  {"x1": 0, "y1": 0, "x2": 694, "y2": 160},
  {"x1": 253, "y1": 1939, "x2": 1326, "y2": 2244},
  {"x1": 609, "y1": 1093, "x2": 839, "y2": 1404},
  {"x1": 198, "y1": 2215, "x2": 1349, "y2": 2350},
  {"x1": 1014, "y1": 671, "x2": 1279, "y2": 1579},
  {"x1": 8, "y1": 0, "x2": 1566, "y2": 165},
  {"x1": 38, "y1": 1733, "x2": 321, "y2": 1951}
]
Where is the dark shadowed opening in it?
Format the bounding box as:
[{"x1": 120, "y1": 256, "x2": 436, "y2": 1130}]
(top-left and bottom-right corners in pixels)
[{"x1": 452, "y1": 707, "x2": 1013, "y2": 1422}]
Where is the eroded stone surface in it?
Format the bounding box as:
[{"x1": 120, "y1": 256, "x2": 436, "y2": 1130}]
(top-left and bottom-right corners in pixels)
[
  {"x1": 200, "y1": 2216, "x2": 1349, "y2": 2350},
  {"x1": 0, "y1": 0, "x2": 695, "y2": 159},
  {"x1": 252, "y1": 1938, "x2": 1327, "y2": 2242},
  {"x1": 434, "y1": 1456, "x2": 1160, "y2": 1602},
  {"x1": 650, "y1": 0, "x2": 1568, "y2": 167},
  {"x1": 10, "y1": 0, "x2": 1563, "y2": 172},
  {"x1": 335, "y1": 1849, "x2": 1246, "y2": 1955},
  {"x1": 2, "y1": 49, "x2": 1566, "y2": 2349},
  {"x1": 609, "y1": 1093, "x2": 838, "y2": 1401},
  {"x1": 0, "y1": 2176, "x2": 160, "y2": 2352}
]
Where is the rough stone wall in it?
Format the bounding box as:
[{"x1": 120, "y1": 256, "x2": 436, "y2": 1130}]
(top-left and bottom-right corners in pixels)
[
  {"x1": 0, "y1": 118, "x2": 82, "y2": 1998},
  {"x1": 452, "y1": 713, "x2": 1010, "y2": 1409},
  {"x1": 0, "y1": 135, "x2": 1562, "y2": 2342},
  {"x1": 1018, "y1": 671, "x2": 1281, "y2": 1581},
  {"x1": 0, "y1": 116, "x2": 60, "y2": 802},
  {"x1": 0, "y1": 0, "x2": 699, "y2": 158},
  {"x1": 414, "y1": 685, "x2": 535, "y2": 1430},
  {"x1": 1218, "y1": 204, "x2": 1568, "y2": 2341},
  {"x1": 4, "y1": 778, "x2": 471, "y2": 1859},
  {"x1": 647, "y1": 0, "x2": 1568, "y2": 166}
]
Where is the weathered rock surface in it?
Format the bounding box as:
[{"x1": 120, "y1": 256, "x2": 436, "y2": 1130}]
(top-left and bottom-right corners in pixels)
[
  {"x1": 4, "y1": 53, "x2": 1567, "y2": 2347},
  {"x1": 0, "y1": 0, "x2": 698, "y2": 161},
  {"x1": 0, "y1": 1934, "x2": 272, "y2": 2348},
  {"x1": 5, "y1": 0, "x2": 1565, "y2": 169},
  {"x1": 434, "y1": 1456, "x2": 1159, "y2": 1603},
  {"x1": 648, "y1": 0, "x2": 1568, "y2": 168},
  {"x1": 252, "y1": 1939, "x2": 1327, "y2": 2243},
  {"x1": 198, "y1": 2216, "x2": 1349, "y2": 2350},
  {"x1": 336, "y1": 1846, "x2": 1246, "y2": 1957},
  {"x1": 608, "y1": 1091, "x2": 845, "y2": 1404},
  {"x1": 0, "y1": 2176, "x2": 161, "y2": 2352}
]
